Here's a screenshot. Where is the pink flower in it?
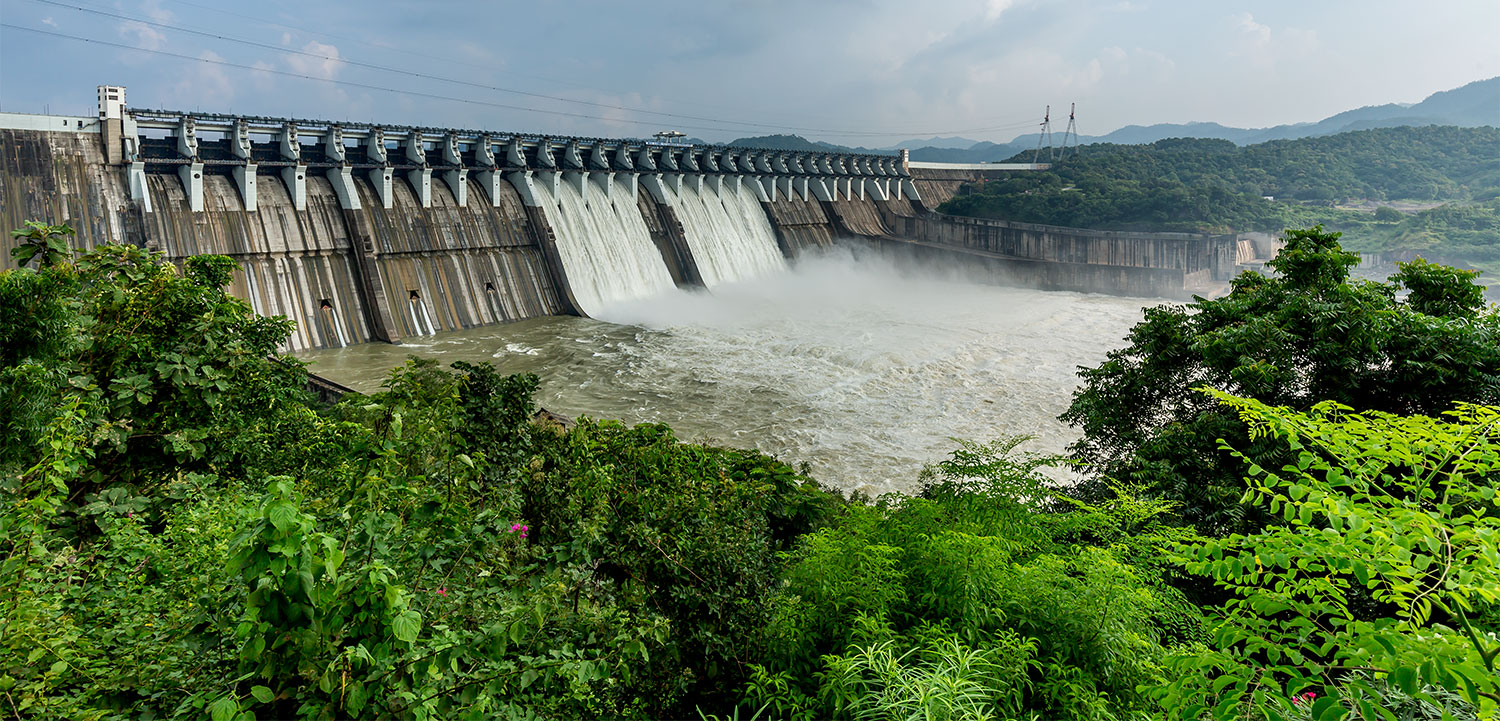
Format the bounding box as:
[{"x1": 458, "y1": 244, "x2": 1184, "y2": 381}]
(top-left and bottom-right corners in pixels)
[{"x1": 436, "y1": 587, "x2": 447, "y2": 597}]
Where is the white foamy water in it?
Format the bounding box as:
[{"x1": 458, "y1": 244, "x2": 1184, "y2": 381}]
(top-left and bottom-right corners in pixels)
[
  {"x1": 537, "y1": 179, "x2": 679, "y2": 316},
  {"x1": 667, "y1": 182, "x2": 786, "y2": 287},
  {"x1": 297, "y1": 248, "x2": 1159, "y2": 496}
]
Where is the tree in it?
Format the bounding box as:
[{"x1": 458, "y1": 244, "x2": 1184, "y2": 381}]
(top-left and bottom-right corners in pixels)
[
  {"x1": 9, "y1": 221, "x2": 74, "y2": 269},
  {"x1": 1061, "y1": 227, "x2": 1500, "y2": 534},
  {"x1": 1156, "y1": 392, "x2": 1500, "y2": 720}
]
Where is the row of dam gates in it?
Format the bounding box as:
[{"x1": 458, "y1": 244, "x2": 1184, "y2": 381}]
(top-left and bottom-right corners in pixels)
[{"x1": 0, "y1": 87, "x2": 1239, "y2": 351}]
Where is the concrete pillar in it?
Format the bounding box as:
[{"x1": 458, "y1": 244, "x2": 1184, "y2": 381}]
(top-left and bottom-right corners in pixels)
[
  {"x1": 563, "y1": 140, "x2": 585, "y2": 169},
  {"x1": 440, "y1": 133, "x2": 467, "y2": 207},
  {"x1": 811, "y1": 179, "x2": 833, "y2": 202},
  {"x1": 589, "y1": 143, "x2": 609, "y2": 171},
  {"x1": 756, "y1": 152, "x2": 774, "y2": 174},
  {"x1": 368, "y1": 168, "x2": 394, "y2": 209},
  {"x1": 901, "y1": 177, "x2": 921, "y2": 202},
  {"x1": 128, "y1": 161, "x2": 153, "y2": 212},
  {"x1": 794, "y1": 176, "x2": 809, "y2": 201},
  {"x1": 404, "y1": 133, "x2": 431, "y2": 208},
  {"x1": 773, "y1": 154, "x2": 790, "y2": 174},
  {"x1": 282, "y1": 166, "x2": 307, "y2": 210},
  {"x1": 660, "y1": 148, "x2": 678, "y2": 171},
  {"x1": 475, "y1": 171, "x2": 503, "y2": 207},
  {"x1": 566, "y1": 171, "x2": 589, "y2": 203},
  {"x1": 535, "y1": 140, "x2": 557, "y2": 170},
  {"x1": 229, "y1": 119, "x2": 257, "y2": 211},
  {"x1": 865, "y1": 178, "x2": 889, "y2": 201},
  {"x1": 613, "y1": 143, "x2": 633, "y2": 170},
  {"x1": 640, "y1": 174, "x2": 669, "y2": 204},
  {"x1": 442, "y1": 169, "x2": 468, "y2": 207},
  {"x1": 637, "y1": 145, "x2": 658, "y2": 171},
  {"x1": 278, "y1": 123, "x2": 306, "y2": 210},
  {"x1": 589, "y1": 171, "x2": 614, "y2": 199},
  {"x1": 538, "y1": 171, "x2": 560, "y2": 199},
  {"x1": 173, "y1": 117, "x2": 203, "y2": 211},
  {"x1": 506, "y1": 138, "x2": 527, "y2": 168},
  {"x1": 506, "y1": 171, "x2": 541, "y2": 207},
  {"x1": 775, "y1": 176, "x2": 792, "y2": 201},
  {"x1": 683, "y1": 149, "x2": 701, "y2": 172},
  {"x1": 327, "y1": 167, "x2": 361, "y2": 210},
  {"x1": 756, "y1": 176, "x2": 775, "y2": 202},
  {"x1": 178, "y1": 163, "x2": 204, "y2": 212}
]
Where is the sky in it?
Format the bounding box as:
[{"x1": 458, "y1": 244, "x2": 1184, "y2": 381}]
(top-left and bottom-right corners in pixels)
[{"x1": 1, "y1": 0, "x2": 1496, "y2": 147}]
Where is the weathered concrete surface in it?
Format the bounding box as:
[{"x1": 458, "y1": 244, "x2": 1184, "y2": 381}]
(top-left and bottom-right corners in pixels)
[
  {"x1": 2, "y1": 127, "x2": 564, "y2": 352},
  {"x1": 0, "y1": 128, "x2": 137, "y2": 258},
  {"x1": 885, "y1": 211, "x2": 1238, "y2": 283},
  {"x1": 760, "y1": 196, "x2": 836, "y2": 256},
  {"x1": 869, "y1": 234, "x2": 1211, "y2": 300},
  {"x1": 636, "y1": 190, "x2": 705, "y2": 287}
]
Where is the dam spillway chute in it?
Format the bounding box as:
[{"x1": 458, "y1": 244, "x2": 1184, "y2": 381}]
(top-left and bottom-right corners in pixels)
[
  {"x1": 667, "y1": 182, "x2": 786, "y2": 288},
  {"x1": 536, "y1": 179, "x2": 678, "y2": 317}
]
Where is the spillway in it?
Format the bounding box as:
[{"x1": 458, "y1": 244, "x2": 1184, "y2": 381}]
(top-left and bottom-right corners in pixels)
[
  {"x1": 668, "y1": 182, "x2": 786, "y2": 287},
  {"x1": 537, "y1": 179, "x2": 678, "y2": 316}
]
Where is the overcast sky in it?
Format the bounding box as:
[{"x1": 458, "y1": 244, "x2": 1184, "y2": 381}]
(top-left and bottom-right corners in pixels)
[{"x1": 2, "y1": 0, "x2": 1496, "y2": 146}]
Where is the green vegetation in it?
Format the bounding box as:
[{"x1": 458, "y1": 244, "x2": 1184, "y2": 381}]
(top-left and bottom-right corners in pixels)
[
  {"x1": 2, "y1": 230, "x2": 1498, "y2": 719},
  {"x1": 938, "y1": 127, "x2": 1500, "y2": 273},
  {"x1": 1061, "y1": 227, "x2": 1500, "y2": 534}
]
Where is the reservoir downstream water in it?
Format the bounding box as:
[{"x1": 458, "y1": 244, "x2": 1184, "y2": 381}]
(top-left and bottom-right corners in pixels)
[{"x1": 297, "y1": 248, "x2": 1160, "y2": 495}]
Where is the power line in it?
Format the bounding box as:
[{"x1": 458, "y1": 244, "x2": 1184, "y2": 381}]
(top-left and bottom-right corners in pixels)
[
  {"x1": 18, "y1": 2, "x2": 1041, "y2": 139},
  {"x1": 5, "y1": 23, "x2": 1042, "y2": 141}
]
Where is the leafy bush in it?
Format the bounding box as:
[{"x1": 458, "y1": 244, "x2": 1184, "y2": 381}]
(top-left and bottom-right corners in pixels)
[
  {"x1": 1157, "y1": 393, "x2": 1500, "y2": 720},
  {"x1": 1062, "y1": 227, "x2": 1500, "y2": 534},
  {"x1": 752, "y1": 438, "x2": 1201, "y2": 719}
]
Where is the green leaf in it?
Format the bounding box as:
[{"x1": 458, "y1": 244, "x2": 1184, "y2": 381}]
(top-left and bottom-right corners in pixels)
[
  {"x1": 208, "y1": 696, "x2": 239, "y2": 721},
  {"x1": 266, "y1": 501, "x2": 298, "y2": 532},
  {"x1": 520, "y1": 669, "x2": 540, "y2": 690},
  {"x1": 392, "y1": 610, "x2": 421, "y2": 643},
  {"x1": 250, "y1": 686, "x2": 274, "y2": 703}
]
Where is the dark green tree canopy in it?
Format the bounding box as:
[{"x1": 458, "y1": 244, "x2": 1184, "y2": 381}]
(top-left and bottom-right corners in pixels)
[{"x1": 1061, "y1": 227, "x2": 1500, "y2": 533}]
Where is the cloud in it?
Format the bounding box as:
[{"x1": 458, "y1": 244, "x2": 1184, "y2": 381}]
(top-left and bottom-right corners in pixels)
[
  {"x1": 285, "y1": 41, "x2": 345, "y2": 81},
  {"x1": 1230, "y1": 12, "x2": 1318, "y2": 68},
  {"x1": 172, "y1": 50, "x2": 234, "y2": 107},
  {"x1": 985, "y1": 0, "x2": 1015, "y2": 21},
  {"x1": 40, "y1": 16, "x2": 58, "y2": 28},
  {"x1": 118, "y1": 20, "x2": 166, "y2": 51}
]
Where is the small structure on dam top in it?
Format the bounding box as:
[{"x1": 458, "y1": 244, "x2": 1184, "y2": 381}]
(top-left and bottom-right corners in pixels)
[{"x1": 0, "y1": 85, "x2": 1238, "y2": 353}]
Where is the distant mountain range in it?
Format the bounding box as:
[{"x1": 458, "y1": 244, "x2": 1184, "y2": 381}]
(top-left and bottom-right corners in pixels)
[{"x1": 723, "y1": 76, "x2": 1499, "y2": 162}]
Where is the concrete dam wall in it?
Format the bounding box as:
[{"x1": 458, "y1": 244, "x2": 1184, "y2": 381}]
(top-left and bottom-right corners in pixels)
[{"x1": 2, "y1": 95, "x2": 1237, "y2": 351}]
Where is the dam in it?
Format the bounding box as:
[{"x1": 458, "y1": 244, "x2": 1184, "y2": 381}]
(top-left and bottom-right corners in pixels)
[{"x1": 1, "y1": 86, "x2": 1239, "y2": 352}]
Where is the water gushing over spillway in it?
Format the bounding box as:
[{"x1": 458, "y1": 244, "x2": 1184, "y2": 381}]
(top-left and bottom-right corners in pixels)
[
  {"x1": 667, "y1": 183, "x2": 786, "y2": 287},
  {"x1": 537, "y1": 179, "x2": 678, "y2": 316}
]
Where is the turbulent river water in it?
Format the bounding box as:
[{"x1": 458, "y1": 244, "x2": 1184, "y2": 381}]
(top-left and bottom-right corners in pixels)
[{"x1": 295, "y1": 248, "x2": 1161, "y2": 496}]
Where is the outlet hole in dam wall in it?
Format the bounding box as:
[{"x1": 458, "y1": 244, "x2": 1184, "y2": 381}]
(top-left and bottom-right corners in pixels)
[{"x1": 319, "y1": 298, "x2": 333, "y2": 310}]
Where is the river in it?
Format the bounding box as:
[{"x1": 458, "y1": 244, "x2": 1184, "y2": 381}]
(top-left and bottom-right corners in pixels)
[{"x1": 295, "y1": 248, "x2": 1160, "y2": 496}]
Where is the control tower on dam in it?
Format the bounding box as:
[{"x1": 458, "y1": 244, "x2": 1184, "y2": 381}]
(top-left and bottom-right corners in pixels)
[{"x1": 0, "y1": 86, "x2": 1237, "y2": 350}]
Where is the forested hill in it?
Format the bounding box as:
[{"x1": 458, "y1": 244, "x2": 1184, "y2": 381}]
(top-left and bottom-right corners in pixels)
[
  {"x1": 939, "y1": 126, "x2": 1498, "y2": 237},
  {"x1": 1006, "y1": 126, "x2": 1498, "y2": 202}
]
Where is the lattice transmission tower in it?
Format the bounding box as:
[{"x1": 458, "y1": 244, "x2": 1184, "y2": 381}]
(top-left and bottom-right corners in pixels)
[
  {"x1": 1032, "y1": 105, "x2": 1054, "y2": 164},
  {"x1": 1060, "y1": 103, "x2": 1079, "y2": 157}
]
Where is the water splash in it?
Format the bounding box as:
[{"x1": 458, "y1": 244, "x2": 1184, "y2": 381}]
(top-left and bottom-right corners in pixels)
[
  {"x1": 667, "y1": 182, "x2": 785, "y2": 287},
  {"x1": 537, "y1": 179, "x2": 678, "y2": 316}
]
